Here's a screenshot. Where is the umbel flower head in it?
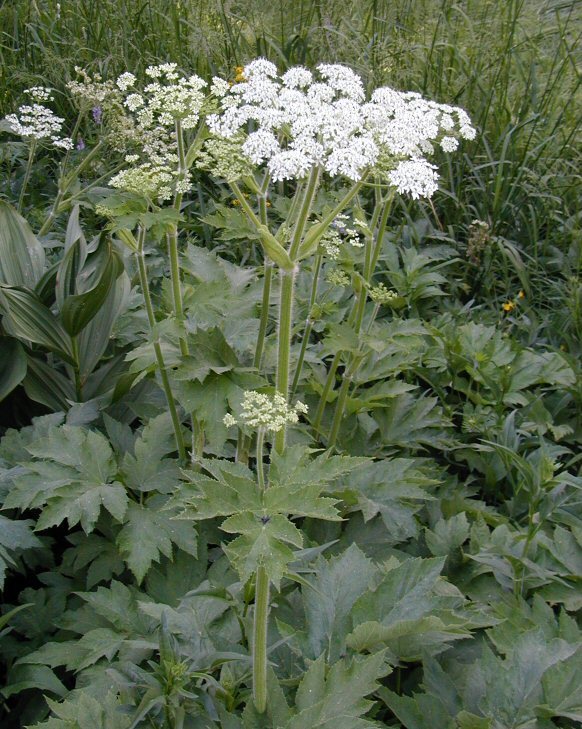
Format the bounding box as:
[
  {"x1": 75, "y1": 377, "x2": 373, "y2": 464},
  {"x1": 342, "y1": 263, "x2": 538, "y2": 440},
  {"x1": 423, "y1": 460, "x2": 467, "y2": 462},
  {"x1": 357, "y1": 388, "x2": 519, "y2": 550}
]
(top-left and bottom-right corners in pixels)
[
  {"x1": 4, "y1": 87, "x2": 73, "y2": 150},
  {"x1": 205, "y1": 59, "x2": 476, "y2": 195},
  {"x1": 224, "y1": 391, "x2": 308, "y2": 432}
]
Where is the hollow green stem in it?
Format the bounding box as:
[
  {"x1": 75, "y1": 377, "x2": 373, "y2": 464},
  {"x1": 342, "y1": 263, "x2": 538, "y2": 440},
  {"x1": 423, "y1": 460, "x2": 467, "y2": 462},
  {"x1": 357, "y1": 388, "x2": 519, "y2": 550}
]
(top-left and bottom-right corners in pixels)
[
  {"x1": 253, "y1": 192, "x2": 273, "y2": 371},
  {"x1": 252, "y1": 564, "x2": 270, "y2": 713},
  {"x1": 17, "y1": 140, "x2": 37, "y2": 213},
  {"x1": 135, "y1": 227, "x2": 186, "y2": 462},
  {"x1": 237, "y1": 187, "x2": 273, "y2": 465},
  {"x1": 291, "y1": 253, "x2": 322, "y2": 397},
  {"x1": 256, "y1": 428, "x2": 266, "y2": 492},
  {"x1": 167, "y1": 120, "x2": 188, "y2": 357},
  {"x1": 274, "y1": 167, "x2": 320, "y2": 454},
  {"x1": 298, "y1": 173, "x2": 368, "y2": 259}
]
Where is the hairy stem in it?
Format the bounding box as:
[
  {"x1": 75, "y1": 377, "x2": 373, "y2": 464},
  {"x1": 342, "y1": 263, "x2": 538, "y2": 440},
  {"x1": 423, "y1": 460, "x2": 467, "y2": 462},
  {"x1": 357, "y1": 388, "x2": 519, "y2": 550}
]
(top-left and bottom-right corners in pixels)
[
  {"x1": 291, "y1": 253, "x2": 322, "y2": 397},
  {"x1": 274, "y1": 166, "x2": 320, "y2": 454},
  {"x1": 252, "y1": 564, "x2": 270, "y2": 713}
]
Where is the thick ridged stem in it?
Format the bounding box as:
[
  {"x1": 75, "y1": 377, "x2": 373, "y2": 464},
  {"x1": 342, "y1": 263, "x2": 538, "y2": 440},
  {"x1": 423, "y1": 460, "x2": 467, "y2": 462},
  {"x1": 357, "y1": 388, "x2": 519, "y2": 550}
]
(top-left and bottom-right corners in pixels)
[
  {"x1": 291, "y1": 253, "x2": 322, "y2": 397},
  {"x1": 274, "y1": 167, "x2": 320, "y2": 454},
  {"x1": 252, "y1": 564, "x2": 270, "y2": 713},
  {"x1": 135, "y1": 227, "x2": 186, "y2": 462},
  {"x1": 236, "y1": 184, "x2": 273, "y2": 465},
  {"x1": 168, "y1": 119, "x2": 188, "y2": 357}
]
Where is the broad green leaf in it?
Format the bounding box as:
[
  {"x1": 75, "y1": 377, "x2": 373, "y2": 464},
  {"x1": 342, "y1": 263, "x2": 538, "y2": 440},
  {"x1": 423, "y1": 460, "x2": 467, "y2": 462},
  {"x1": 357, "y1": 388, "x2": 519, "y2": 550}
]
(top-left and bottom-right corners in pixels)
[
  {"x1": 0, "y1": 200, "x2": 45, "y2": 287},
  {"x1": 222, "y1": 512, "x2": 303, "y2": 588},
  {"x1": 378, "y1": 687, "x2": 456, "y2": 729},
  {"x1": 60, "y1": 236, "x2": 124, "y2": 336},
  {"x1": 426, "y1": 513, "x2": 470, "y2": 557},
  {"x1": 76, "y1": 271, "x2": 130, "y2": 378},
  {"x1": 347, "y1": 557, "x2": 474, "y2": 661},
  {"x1": 117, "y1": 500, "x2": 197, "y2": 583},
  {"x1": 0, "y1": 285, "x2": 74, "y2": 362},
  {"x1": 465, "y1": 630, "x2": 578, "y2": 728},
  {"x1": 40, "y1": 691, "x2": 131, "y2": 729},
  {"x1": 538, "y1": 649, "x2": 582, "y2": 722},
  {"x1": 337, "y1": 459, "x2": 438, "y2": 543},
  {"x1": 507, "y1": 350, "x2": 576, "y2": 393},
  {"x1": 302, "y1": 544, "x2": 377, "y2": 661},
  {"x1": 23, "y1": 355, "x2": 76, "y2": 410},
  {"x1": 0, "y1": 336, "x2": 27, "y2": 402},
  {"x1": 269, "y1": 445, "x2": 369, "y2": 491},
  {"x1": 2, "y1": 664, "x2": 67, "y2": 701},
  {"x1": 373, "y1": 393, "x2": 451, "y2": 450},
  {"x1": 285, "y1": 651, "x2": 389, "y2": 729},
  {"x1": 0, "y1": 514, "x2": 42, "y2": 588},
  {"x1": 78, "y1": 581, "x2": 151, "y2": 634},
  {"x1": 176, "y1": 327, "x2": 238, "y2": 383},
  {"x1": 5, "y1": 426, "x2": 126, "y2": 533},
  {"x1": 121, "y1": 413, "x2": 181, "y2": 492}
]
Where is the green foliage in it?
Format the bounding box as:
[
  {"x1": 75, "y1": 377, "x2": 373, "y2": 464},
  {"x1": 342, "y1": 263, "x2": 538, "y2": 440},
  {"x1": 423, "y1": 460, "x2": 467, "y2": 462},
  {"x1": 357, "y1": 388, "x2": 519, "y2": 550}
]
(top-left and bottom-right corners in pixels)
[{"x1": 0, "y1": 2, "x2": 580, "y2": 726}]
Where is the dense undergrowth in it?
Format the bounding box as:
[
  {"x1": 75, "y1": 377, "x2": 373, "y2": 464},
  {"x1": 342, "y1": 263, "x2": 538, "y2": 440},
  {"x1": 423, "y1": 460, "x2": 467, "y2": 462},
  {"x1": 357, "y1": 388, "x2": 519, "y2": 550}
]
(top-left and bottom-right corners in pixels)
[{"x1": 0, "y1": 1, "x2": 580, "y2": 728}]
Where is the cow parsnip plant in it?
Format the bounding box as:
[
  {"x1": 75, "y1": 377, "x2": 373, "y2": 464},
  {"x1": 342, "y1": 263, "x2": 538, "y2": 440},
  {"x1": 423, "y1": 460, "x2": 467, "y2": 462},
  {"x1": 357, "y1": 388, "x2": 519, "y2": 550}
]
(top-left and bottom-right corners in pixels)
[{"x1": 0, "y1": 57, "x2": 580, "y2": 729}]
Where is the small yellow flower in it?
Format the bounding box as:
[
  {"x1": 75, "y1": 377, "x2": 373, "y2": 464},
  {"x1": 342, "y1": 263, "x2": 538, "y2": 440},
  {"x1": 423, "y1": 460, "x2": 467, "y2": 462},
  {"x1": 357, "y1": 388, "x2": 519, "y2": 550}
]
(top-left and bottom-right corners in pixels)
[
  {"x1": 231, "y1": 198, "x2": 241, "y2": 206},
  {"x1": 502, "y1": 300, "x2": 516, "y2": 313},
  {"x1": 234, "y1": 66, "x2": 246, "y2": 83},
  {"x1": 518, "y1": 290, "x2": 525, "y2": 300}
]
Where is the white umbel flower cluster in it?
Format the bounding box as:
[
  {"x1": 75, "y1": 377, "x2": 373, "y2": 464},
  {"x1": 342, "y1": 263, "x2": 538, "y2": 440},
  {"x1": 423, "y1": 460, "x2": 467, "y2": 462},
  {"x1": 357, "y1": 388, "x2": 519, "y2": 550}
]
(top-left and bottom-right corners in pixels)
[
  {"x1": 206, "y1": 60, "x2": 476, "y2": 196},
  {"x1": 223, "y1": 391, "x2": 308, "y2": 432},
  {"x1": 4, "y1": 87, "x2": 73, "y2": 150},
  {"x1": 111, "y1": 64, "x2": 209, "y2": 199}
]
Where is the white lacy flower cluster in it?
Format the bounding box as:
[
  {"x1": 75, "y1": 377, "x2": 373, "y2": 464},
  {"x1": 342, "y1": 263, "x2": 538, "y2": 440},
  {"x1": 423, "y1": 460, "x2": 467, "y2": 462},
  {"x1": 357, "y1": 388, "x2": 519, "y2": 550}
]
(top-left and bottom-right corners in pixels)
[
  {"x1": 109, "y1": 163, "x2": 179, "y2": 202},
  {"x1": 369, "y1": 282, "x2": 399, "y2": 304},
  {"x1": 223, "y1": 391, "x2": 308, "y2": 432},
  {"x1": 67, "y1": 67, "x2": 118, "y2": 107},
  {"x1": 206, "y1": 59, "x2": 476, "y2": 196},
  {"x1": 119, "y1": 64, "x2": 207, "y2": 130},
  {"x1": 319, "y1": 213, "x2": 364, "y2": 259},
  {"x1": 4, "y1": 87, "x2": 73, "y2": 150},
  {"x1": 110, "y1": 64, "x2": 209, "y2": 200}
]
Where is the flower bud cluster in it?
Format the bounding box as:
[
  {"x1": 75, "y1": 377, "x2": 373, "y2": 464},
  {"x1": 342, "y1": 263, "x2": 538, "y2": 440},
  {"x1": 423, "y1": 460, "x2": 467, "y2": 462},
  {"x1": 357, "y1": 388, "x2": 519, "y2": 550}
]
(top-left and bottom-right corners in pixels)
[
  {"x1": 319, "y1": 214, "x2": 364, "y2": 259},
  {"x1": 223, "y1": 391, "x2": 308, "y2": 432},
  {"x1": 109, "y1": 163, "x2": 178, "y2": 202},
  {"x1": 108, "y1": 64, "x2": 212, "y2": 200},
  {"x1": 4, "y1": 87, "x2": 73, "y2": 150},
  {"x1": 326, "y1": 269, "x2": 351, "y2": 287},
  {"x1": 206, "y1": 59, "x2": 476, "y2": 195},
  {"x1": 67, "y1": 68, "x2": 119, "y2": 108},
  {"x1": 196, "y1": 134, "x2": 253, "y2": 182},
  {"x1": 369, "y1": 282, "x2": 399, "y2": 304}
]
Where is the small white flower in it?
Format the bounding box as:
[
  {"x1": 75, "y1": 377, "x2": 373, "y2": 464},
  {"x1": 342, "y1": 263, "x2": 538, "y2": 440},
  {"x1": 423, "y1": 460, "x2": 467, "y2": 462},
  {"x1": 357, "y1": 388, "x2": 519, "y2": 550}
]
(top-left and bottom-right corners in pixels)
[
  {"x1": 389, "y1": 158, "x2": 439, "y2": 199},
  {"x1": 210, "y1": 76, "x2": 230, "y2": 97},
  {"x1": 224, "y1": 391, "x2": 308, "y2": 432},
  {"x1": 282, "y1": 67, "x2": 313, "y2": 89},
  {"x1": 440, "y1": 136, "x2": 459, "y2": 152},
  {"x1": 116, "y1": 72, "x2": 136, "y2": 91}
]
